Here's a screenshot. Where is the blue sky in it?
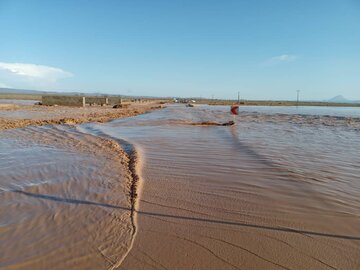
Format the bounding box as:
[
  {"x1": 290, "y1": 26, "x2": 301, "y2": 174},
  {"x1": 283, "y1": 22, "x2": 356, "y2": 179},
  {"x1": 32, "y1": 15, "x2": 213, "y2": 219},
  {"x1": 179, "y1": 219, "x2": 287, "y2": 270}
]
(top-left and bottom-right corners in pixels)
[{"x1": 0, "y1": 0, "x2": 359, "y2": 100}]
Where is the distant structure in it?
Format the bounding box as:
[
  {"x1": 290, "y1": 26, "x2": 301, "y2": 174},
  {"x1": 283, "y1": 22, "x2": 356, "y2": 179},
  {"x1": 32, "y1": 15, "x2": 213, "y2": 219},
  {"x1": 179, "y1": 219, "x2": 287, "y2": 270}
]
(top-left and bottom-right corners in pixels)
[
  {"x1": 42, "y1": 96, "x2": 87, "y2": 107},
  {"x1": 41, "y1": 95, "x2": 136, "y2": 107},
  {"x1": 296, "y1": 90, "x2": 300, "y2": 106}
]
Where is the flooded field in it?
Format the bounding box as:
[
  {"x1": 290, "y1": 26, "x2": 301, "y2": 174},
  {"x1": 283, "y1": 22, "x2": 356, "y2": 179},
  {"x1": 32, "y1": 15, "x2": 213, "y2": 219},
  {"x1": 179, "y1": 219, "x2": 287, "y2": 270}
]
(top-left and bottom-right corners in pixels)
[
  {"x1": 1, "y1": 105, "x2": 360, "y2": 269},
  {"x1": 0, "y1": 99, "x2": 39, "y2": 105}
]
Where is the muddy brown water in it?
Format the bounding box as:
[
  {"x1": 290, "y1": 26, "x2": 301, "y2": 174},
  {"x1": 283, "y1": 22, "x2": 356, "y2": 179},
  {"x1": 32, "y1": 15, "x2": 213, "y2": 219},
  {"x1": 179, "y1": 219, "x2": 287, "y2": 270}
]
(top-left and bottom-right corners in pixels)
[{"x1": 1, "y1": 105, "x2": 360, "y2": 269}]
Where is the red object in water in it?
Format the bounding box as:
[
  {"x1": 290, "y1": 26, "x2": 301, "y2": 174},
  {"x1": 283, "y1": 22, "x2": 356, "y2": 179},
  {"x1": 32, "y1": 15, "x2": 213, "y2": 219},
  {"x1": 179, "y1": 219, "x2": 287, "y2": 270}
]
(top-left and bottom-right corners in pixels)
[{"x1": 230, "y1": 105, "x2": 239, "y2": 115}]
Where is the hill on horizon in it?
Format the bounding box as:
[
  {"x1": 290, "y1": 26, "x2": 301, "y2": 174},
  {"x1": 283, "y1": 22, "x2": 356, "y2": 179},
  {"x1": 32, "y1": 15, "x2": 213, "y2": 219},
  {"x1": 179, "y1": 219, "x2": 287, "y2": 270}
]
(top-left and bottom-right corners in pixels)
[
  {"x1": 326, "y1": 95, "x2": 360, "y2": 104},
  {"x1": 0, "y1": 87, "x2": 114, "y2": 96}
]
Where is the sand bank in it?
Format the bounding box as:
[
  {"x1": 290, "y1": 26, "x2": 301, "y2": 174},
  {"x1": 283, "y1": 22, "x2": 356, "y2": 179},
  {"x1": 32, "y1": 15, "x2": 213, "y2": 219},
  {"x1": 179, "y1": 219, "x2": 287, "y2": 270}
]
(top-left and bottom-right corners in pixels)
[{"x1": 0, "y1": 103, "x2": 163, "y2": 130}]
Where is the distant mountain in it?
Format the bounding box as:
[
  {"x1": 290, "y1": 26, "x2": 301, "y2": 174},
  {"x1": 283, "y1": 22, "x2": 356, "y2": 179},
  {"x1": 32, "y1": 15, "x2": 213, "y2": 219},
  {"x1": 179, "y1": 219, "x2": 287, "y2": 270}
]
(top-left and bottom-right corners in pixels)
[
  {"x1": 0, "y1": 88, "x2": 50, "y2": 95},
  {"x1": 327, "y1": 95, "x2": 360, "y2": 104},
  {"x1": 0, "y1": 87, "x2": 120, "y2": 97},
  {"x1": 0, "y1": 87, "x2": 162, "y2": 99},
  {"x1": 328, "y1": 95, "x2": 348, "y2": 102}
]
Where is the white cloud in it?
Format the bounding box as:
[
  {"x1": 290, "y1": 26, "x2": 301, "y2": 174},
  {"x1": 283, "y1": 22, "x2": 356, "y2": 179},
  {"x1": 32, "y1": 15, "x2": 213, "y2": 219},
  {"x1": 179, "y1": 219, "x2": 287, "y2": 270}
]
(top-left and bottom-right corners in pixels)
[
  {"x1": 262, "y1": 54, "x2": 298, "y2": 66},
  {"x1": 271, "y1": 54, "x2": 297, "y2": 62},
  {"x1": 0, "y1": 62, "x2": 73, "y2": 81}
]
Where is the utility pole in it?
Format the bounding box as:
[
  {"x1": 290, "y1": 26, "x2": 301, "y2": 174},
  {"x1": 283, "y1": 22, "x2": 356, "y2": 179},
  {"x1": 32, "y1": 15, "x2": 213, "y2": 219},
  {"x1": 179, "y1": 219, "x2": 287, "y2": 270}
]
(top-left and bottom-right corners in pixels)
[
  {"x1": 296, "y1": 90, "x2": 300, "y2": 107},
  {"x1": 237, "y1": 91, "x2": 240, "y2": 104}
]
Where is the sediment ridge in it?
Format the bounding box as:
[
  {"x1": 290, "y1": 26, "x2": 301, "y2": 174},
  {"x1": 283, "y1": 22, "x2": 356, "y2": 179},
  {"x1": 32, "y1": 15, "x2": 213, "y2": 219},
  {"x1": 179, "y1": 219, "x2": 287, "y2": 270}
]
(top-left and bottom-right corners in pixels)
[
  {"x1": 76, "y1": 127, "x2": 143, "y2": 269},
  {"x1": 0, "y1": 104, "x2": 164, "y2": 130}
]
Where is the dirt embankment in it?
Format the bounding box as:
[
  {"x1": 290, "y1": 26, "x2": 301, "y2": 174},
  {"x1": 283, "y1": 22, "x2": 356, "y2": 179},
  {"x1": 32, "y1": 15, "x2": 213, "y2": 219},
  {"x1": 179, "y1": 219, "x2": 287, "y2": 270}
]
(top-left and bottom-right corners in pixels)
[{"x1": 0, "y1": 104, "x2": 164, "y2": 130}]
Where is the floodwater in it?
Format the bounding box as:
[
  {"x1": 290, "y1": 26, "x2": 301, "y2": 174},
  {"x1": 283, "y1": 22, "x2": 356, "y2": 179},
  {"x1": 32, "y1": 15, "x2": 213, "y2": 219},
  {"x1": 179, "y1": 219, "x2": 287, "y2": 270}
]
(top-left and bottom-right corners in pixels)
[
  {"x1": 238, "y1": 105, "x2": 360, "y2": 117},
  {"x1": 1, "y1": 105, "x2": 360, "y2": 269},
  {"x1": 0, "y1": 99, "x2": 39, "y2": 105},
  {"x1": 0, "y1": 126, "x2": 135, "y2": 270}
]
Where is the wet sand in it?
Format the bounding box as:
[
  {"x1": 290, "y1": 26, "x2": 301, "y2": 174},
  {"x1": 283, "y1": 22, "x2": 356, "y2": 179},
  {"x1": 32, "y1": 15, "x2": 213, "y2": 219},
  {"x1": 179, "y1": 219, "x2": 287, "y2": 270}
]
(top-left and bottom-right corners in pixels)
[
  {"x1": 1, "y1": 105, "x2": 360, "y2": 269},
  {"x1": 0, "y1": 103, "x2": 162, "y2": 130}
]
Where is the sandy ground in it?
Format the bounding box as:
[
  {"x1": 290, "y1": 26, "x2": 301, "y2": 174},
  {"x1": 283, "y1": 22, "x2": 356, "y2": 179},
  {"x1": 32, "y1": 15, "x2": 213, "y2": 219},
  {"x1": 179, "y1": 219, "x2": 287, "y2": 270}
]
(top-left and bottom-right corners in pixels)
[{"x1": 0, "y1": 103, "x2": 163, "y2": 130}]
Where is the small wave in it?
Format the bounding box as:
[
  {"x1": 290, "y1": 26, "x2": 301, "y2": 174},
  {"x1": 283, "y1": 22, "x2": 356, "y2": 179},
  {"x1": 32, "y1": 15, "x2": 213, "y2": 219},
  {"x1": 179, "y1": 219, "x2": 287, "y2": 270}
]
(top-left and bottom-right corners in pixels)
[
  {"x1": 238, "y1": 112, "x2": 360, "y2": 129},
  {"x1": 0, "y1": 179, "x2": 54, "y2": 194}
]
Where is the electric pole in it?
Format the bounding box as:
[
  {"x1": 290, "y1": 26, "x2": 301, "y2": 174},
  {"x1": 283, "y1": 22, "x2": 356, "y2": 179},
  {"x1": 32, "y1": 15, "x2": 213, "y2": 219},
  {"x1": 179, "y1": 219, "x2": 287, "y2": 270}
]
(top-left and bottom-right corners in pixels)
[
  {"x1": 296, "y1": 90, "x2": 300, "y2": 107},
  {"x1": 238, "y1": 92, "x2": 240, "y2": 104}
]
